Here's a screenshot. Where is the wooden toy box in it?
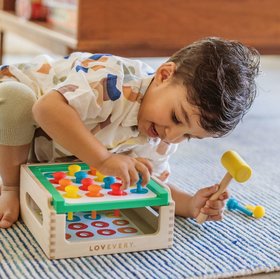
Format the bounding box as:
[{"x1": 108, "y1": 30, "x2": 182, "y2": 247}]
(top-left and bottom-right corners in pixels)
[{"x1": 20, "y1": 163, "x2": 175, "y2": 259}]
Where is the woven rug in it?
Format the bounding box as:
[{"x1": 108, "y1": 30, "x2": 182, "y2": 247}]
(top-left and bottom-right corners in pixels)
[{"x1": 1, "y1": 57, "x2": 280, "y2": 279}]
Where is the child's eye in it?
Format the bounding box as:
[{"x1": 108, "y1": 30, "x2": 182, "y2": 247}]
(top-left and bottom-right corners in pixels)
[{"x1": 172, "y1": 112, "x2": 181, "y2": 124}]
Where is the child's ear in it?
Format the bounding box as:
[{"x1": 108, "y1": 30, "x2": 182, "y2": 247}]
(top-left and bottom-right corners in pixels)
[{"x1": 154, "y1": 62, "x2": 176, "y2": 84}]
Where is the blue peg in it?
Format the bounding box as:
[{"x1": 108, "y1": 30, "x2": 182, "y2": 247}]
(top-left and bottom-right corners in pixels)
[
  {"x1": 103, "y1": 176, "x2": 116, "y2": 189},
  {"x1": 226, "y1": 198, "x2": 253, "y2": 217},
  {"x1": 74, "y1": 171, "x2": 88, "y2": 184},
  {"x1": 130, "y1": 175, "x2": 148, "y2": 194}
]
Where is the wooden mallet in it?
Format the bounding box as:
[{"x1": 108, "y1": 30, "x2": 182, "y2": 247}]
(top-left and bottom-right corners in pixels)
[{"x1": 196, "y1": 150, "x2": 252, "y2": 224}]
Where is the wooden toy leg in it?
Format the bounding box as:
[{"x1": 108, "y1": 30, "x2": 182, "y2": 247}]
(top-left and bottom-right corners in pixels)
[{"x1": 20, "y1": 166, "x2": 56, "y2": 259}]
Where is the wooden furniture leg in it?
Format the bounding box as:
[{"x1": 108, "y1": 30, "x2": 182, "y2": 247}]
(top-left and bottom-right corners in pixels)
[{"x1": 0, "y1": 30, "x2": 4, "y2": 65}]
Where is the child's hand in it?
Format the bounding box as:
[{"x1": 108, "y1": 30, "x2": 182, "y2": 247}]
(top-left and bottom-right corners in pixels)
[
  {"x1": 191, "y1": 184, "x2": 229, "y2": 221},
  {"x1": 98, "y1": 154, "x2": 153, "y2": 189}
]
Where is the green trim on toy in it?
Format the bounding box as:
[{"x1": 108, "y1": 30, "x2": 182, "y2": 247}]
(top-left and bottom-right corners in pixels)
[{"x1": 28, "y1": 163, "x2": 169, "y2": 214}]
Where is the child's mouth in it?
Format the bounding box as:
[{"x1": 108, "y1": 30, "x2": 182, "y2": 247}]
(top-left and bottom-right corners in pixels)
[{"x1": 149, "y1": 123, "x2": 159, "y2": 138}]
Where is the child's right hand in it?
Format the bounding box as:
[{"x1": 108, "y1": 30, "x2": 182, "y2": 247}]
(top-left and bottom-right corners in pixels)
[
  {"x1": 190, "y1": 185, "x2": 229, "y2": 221},
  {"x1": 97, "y1": 154, "x2": 153, "y2": 189}
]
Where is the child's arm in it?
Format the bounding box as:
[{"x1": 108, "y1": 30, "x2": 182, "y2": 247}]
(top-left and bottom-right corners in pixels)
[
  {"x1": 168, "y1": 183, "x2": 228, "y2": 220},
  {"x1": 32, "y1": 90, "x2": 151, "y2": 188}
]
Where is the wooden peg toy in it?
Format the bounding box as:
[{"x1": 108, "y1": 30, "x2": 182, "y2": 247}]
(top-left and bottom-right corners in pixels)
[
  {"x1": 227, "y1": 198, "x2": 265, "y2": 219},
  {"x1": 56, "y1": 178, "x2": 72, "y2": 191},
  {"x1": 196, "y1": 150, "x2": 252, "y2": 224},
  {"x1": 86, "y1": 184, "x2": 104, "y2": 197},
  {"x1": 103, "y1": 176, "x2": 116, "y2": 189},
  {"x1": 91, "y1": 210, "x2": 97, "y2": 219},
  {"x1": 79, "y1": 178, "x2": 94, "y2": 191},
  {"x1": 108, "y1": 183, "x2": 127, "y2": 196},
  {"x1": 95, "y1": 171, "x2": 105, "y2": 182},
  {"x1": 130, "y1": 176, "x2": 148, "y2": 194},
  {"x1": 67, "y1": 212, "x2": 74, "y2": 221},
  {"x1": 50, "y1": 172, "x2": 66, "y2": 184},
  {"x1": 245, "y1": 204, "x2": 265, "y2": 219},
  {"x1": 68, "y1": 164, "x2": 81, "y2": 176},
  {"x1": 88, "y1": 166, "x2": 96, "y2": 175},
  {"x1": 20, "y1": 162, "x2": 175, "y2": 259},
  {"x1": 75, "y1": 171, "x2": 88, "y2": 184},
  {"x1": 114, "y1": 209, "x2": 120, "y2": 217},
  {"x1": 227, "y1": 197, "x2": 253, "y2": 217},
  {"x1": 63, "y1": 185, "x2": 80, "y2": 199}
]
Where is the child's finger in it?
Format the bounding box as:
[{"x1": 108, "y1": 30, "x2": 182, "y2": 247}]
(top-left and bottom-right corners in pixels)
[
  {"x1": 135, "y1": 158, "x2": 153, "y2": 174},
  {"x1": 120, "y1": 171, "x2": 131, "y2": 189},
  {"x1": 199, "y1": 184, "x2": 219, "y2": 198},
  {"x1": 207, "y1": 214, "x2": 223, "y2": 222},
  {"x1": 128, "y1": 168, "x2": 140, "y2": 187},
  {"x1": 218, "y1": 191, "x2": 229, "y2": 201},
  {"x1": 206, "y1": 199, "x2": 225, "y2": 210},
  {"x1": 136, "y1": 162, "x2": 150, "y2": 186},
  {"x1": 201, "y1": 206, "x2": 223, "y2": 216}
]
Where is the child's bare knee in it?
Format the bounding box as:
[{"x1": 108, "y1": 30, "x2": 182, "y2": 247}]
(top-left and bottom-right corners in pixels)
[{"x1": 0, "y1": 81, "x2": 37, "y2": 145}]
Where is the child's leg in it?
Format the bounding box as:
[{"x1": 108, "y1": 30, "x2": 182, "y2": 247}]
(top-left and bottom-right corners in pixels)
[
  {"x1": 0, "y1": 144, "x2": 31, "y2": 228},
  {"x1": 0, "y1": 81, "x2": 37, "y2": 228}
]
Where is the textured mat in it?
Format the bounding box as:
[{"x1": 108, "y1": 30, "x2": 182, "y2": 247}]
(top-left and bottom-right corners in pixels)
[{"x1": 1, "y1": 57, "x2": 280, "y2": 278}]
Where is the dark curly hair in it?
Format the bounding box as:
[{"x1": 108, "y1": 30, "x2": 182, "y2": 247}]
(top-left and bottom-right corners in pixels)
[{"x1": 168, "y1": 37, "x2": 260, "y2": 137}]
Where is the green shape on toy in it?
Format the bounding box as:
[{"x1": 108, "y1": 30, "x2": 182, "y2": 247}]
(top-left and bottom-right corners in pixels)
[{"x1": 28, "y1": 163, "x2": 169, "y2": 214}]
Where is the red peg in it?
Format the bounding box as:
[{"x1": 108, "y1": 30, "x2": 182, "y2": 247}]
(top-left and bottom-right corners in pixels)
[
  {"x1": 108, "y1": 183, "x2": 127, "y2": 196},
  {"x1": 80, "y1": 178, "x2": 94, "y2": 191},
  {"x1": 50, "y1": 172, "x2": 66, "y2": 184}
]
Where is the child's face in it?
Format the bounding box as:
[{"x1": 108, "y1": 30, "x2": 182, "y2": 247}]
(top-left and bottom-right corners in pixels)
[{"x1": 138, "y1": 62, "x2": 212, "y2": 143}]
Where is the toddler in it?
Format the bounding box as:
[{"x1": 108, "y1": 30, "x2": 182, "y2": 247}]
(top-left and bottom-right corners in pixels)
[{"x1": 0, "y1": 37, "x2": 260, "y2": 228}]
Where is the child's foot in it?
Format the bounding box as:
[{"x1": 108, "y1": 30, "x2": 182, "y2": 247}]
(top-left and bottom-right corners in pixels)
[{"x1": 0, "y1": 186, "x2": 20, "y2": 228}]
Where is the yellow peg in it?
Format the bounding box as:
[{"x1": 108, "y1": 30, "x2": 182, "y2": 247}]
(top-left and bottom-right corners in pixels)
[
  {"x1": 246, "y1": 205, "x2": 265, "y2": 219},
  {"x1": 68, "y1": 164, "x2": 81, "y2": 176},
  {"x1": 67, "y1": 212, "x2": 73, "y2": 221},
  {"x1": 95, "y1": 171, "x2": 105, "y2": 182},
  {"x1": 63, "y1": 185, "x2": 80, "y2": 199}
]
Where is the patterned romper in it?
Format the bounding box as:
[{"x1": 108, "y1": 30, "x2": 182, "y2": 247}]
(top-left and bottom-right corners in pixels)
[{"x1": 0, "y1": 53, "x2": 177, "y2": 180}]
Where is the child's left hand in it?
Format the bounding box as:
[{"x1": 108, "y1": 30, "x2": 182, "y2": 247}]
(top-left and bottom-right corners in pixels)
[{"x1": 191, "y1": 184, "x2": 229, "y2": 221}]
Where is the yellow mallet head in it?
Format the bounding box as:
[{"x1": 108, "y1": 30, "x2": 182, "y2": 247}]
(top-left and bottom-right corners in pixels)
[{"x1": 221, "y1": 150, "x2": 252, "y2": 182}]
